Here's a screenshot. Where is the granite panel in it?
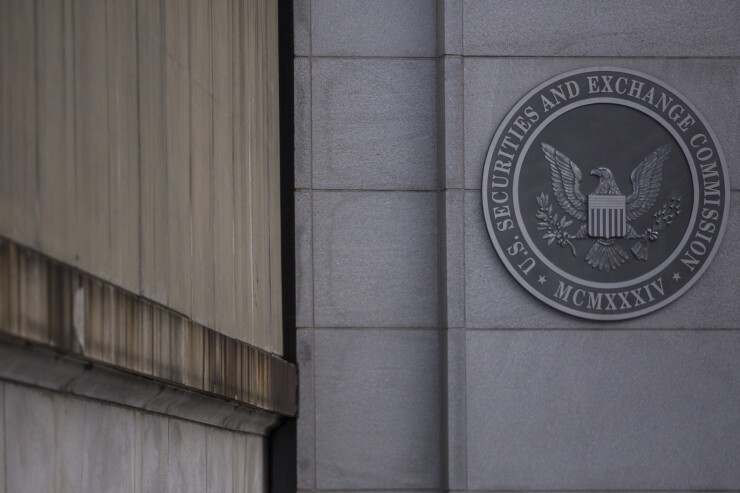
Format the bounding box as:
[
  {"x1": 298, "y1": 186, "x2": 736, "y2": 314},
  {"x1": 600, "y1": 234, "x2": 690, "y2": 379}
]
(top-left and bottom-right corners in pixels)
[
  {"x1": 443, "y1": 190, "x2": 464, "y2": 328},
  {"x1": 81, "y1": 400, "x2": 135, "y2": 492},
  {"x1": 312, "y1": 0, "x2": 436, "y2": 57},
  {"x1": 4, "y1": 384, "x2": 55, "y2": 493},
  {"x1": 54, "y1": 396, "x2": 86, "y2": 493},
  {"x1": 294, "y1": 0, "x2": 310, "y2": 56},
  {"x1": 168, "y1": 420, "x2": 207, "y2": 493},
  {"x1": 439, "y1": 56, "x2": 463, "y2": 189},
  {"x1": 464, "y1": 0, "x2": 740, "y2": 57},
  {"x1": 294, "y1": 58, "x2": 311, "y2": 190},
  {"x1": 467, "y1": 330, "x2": 740, "y2": 490},
  {"x1": 295, "y1": 192, "x2": 313, "y2": 328},
  {"x1": 313, "y1": 191, "x2": 438, "y2": 327},
  {"x1": 463, "y1": 58, "x2": 740, "y2": 190},
  {"x1": 438, "y1": 0, "x2": 462, "y2": 55},
  {"x1": 312, "y1": 58, "x2": 437, "y2": 190},
  {"x1": 296, "y1": 329, "x2": 316, "y2": 490},
  {"x1": 137, "y1": 412, "x2": 169, "y2": 493},
  {"x1": 443, "y1": 328, "x2": 466, "y2": 491},
  {"x1": 314, "y1": 329, "x2": 440, "y2": 490}
]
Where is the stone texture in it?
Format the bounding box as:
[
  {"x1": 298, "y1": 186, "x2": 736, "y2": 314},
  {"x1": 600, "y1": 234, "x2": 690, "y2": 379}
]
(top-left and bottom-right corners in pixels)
[
  {"x1": 312, "y1": 59, "x2": 437, "y2": 190},
  {"x1": 294, "y1": 0, "x2": 310, "y2": 56},
  {"x1": 245, "y1": 433, "x2": 266, "y2": 492},
  {"x1": 465, "y1": 190, "x2": 740, "y2": 329},
  {"x1": 294, "y1": 58, "x2": 311, "y2": 190},
  {"x1": 442, "y1": 329, "x2": 466, "y2": 491},
  {"x1": 314, "y1": 329, "x2": 440, "y2": 490},
  {"x1": 5, "y1": 384, "x2": 55, "y2": 493},
  {"x1": 313, "y1": 191, "x2": 438, "y2": 327},
  {"x1": 464, "y1": 0, "x2": 740, "y2": 57},
  {"x1": 206, "y1": 428, "x2": 235, "y2": 493},
  {"x1": 312, "y1": 0, "x2": 436, "y2": 57},
  {"x1": 439, "y1": 56, "x2": 463, "y2": 189},
  {"x1": 136, "y1": 412, "x2": 168, "y2": 493},
  {"x1": 442, "y1": 190, "x2": 464, "y2": 328},
  {"x1": 296, "y1": 329, "x2": 316, "y2": 490},
  {"x1": 54, "y1": 396, "x2": 86, "y2": 493},
  {"x1": 466, "y1": 330, "x2": 740, "y2": 490},
  {"x1": 295, "y1": 192, "x2": 313, "y2": 328},
  {"x1": 81, "y1": 401, "x2": 135, "y2": 492},
  {"x1": 463, "y1": 58, "x2": 740, "y2": 190},
  {"x1": 438, "y1": 0, "x2": 462, "y2": 55},
  {"x1": 168, "y1": 420, "x2": 207, "y2": 493}
]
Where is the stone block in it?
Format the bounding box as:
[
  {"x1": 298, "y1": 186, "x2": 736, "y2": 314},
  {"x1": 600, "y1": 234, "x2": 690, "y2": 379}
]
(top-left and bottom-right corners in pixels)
[
  {"x1": 438, "y1": 0, "x2": 462, "y2": 55},
  {"x1": 136, "y1": 412, "x2": 169, "y2": 493},
  {"x1": 439, "y1": 57, "x2": 463, "y2": 189},
  {"x1": 312, "y1": 0, "x2": 436, "y2": 57},
  {"x1": 296, "y1": 329, "x2": 315, "y2": 489},
  {"x1": 295, "y1": 192, "x2": 313, "y2": 328},
  {"x1": 54, "y1": 395, "x2": 86, "y2": 493},
  {"x1": 244, "y1": 433, "x2": 266, "y2": 492},
  {"x1": 4, "y1": 384, "x2": 55, "y2": 493},
  {"x1": 81, "y1": 400, "x2": 135, "y2": 492},
  {"x1": 312, "y1": 59, "x2": 437, "y2": 190},
  {"x1": 463, "y1": 58, "x2": 740, "y2": 190},
  {"x1": 294, "y1": 0, "x2": 310, "y2": 56},
  {"x1": 206, "y1": 428, "x2": 235, "y2": 493},
  {"x1": 464, "y1": 0, "x2": 740, "y2": 57},
  {"x1": 466, "y1": 330, "x2": 740, "y2": 490},
  {"x1": 442, "y1": 328, "x2": 466, "y2": 491},
  {"x1": 442, "y1": 190, "x2": 464, "y2": 328},
  {"x1": 294, "y1": 58, "x2": 311, "y2": 190},
  {"x1": 168, "y1": 420, "x2": 207, "y2": 493},
  {"x1": 314, "y1": 329, "x2": 440, "y2": 490},
  {"x1": 313, "y1": 191, "x2": 438, "y2": 327}
]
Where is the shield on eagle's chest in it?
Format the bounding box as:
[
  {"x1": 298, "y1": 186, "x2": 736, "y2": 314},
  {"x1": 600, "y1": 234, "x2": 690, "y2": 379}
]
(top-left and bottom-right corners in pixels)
[{"x1": 588, "y1": 194, "x2": 626, "y2": 238}]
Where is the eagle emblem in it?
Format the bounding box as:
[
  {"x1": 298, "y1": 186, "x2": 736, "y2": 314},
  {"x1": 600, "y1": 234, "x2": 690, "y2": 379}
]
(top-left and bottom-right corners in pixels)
[{"x1": 536, "y1": 142, "x2": 681, "y2": 271}]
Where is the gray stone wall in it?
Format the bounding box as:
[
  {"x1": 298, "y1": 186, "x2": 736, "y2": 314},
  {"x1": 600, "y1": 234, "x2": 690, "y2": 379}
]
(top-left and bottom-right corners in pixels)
[
  {"x1": 295, "y1": 1, "x2": 739, "y2": 491},
  {"x1": 0, "y1": 381, "x2": 266, "y2": 493}
]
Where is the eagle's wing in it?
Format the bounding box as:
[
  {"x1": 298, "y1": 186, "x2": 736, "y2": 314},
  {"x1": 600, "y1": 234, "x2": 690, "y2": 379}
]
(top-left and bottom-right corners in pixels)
[
  {"x1": 626, "y1": 144, "x2": 671, "y2": 220},
  {"x1": 542, "y1": 142, "x2": 587, "y2": 221}
]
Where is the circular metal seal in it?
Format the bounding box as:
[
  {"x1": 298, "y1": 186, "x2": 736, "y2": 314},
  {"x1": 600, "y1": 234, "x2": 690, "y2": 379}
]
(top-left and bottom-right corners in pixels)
[{"x1": 481, "y1": 67, "x2": 730, "y2": 320}]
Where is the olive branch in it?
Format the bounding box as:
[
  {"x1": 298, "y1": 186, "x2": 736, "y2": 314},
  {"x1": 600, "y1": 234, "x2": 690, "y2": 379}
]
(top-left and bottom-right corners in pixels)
[
  {"x1": 536, "y1": 193, "x2": 577, "y2": 256},
  {"x1": 631, "y1": 196, "x2": 681, "y2": 260}
]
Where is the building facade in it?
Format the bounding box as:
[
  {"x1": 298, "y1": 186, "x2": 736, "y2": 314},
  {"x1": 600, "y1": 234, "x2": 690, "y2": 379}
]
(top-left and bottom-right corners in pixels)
[{"x1": 294, "y1": 1, "x2": 740, "y2": 491}]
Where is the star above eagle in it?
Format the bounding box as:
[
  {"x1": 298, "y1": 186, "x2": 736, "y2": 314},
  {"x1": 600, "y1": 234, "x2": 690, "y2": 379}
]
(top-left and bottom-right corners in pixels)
[{"x1": 538, "y1": 141, "x2": 676, "y2": 271}]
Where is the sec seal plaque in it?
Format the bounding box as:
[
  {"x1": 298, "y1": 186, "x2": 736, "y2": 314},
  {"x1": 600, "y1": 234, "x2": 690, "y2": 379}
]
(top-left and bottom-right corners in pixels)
[{"x1": 481, "y1": 67, "x2": 730, "y2": 320}]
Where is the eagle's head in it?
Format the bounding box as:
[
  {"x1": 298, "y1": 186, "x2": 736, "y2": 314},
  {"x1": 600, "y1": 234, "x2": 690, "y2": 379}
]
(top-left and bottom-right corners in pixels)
[{"x1": 590, "y1": 167, "x2": 614, "y2": 180}]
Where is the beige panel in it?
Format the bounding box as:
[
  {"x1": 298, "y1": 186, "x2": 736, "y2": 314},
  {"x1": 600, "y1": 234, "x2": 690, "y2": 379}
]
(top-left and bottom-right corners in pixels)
[
  {"x1": 164, "y1": 0, "x2": 192, "y2": 317},
  {"x1": 0, "y1": 0, "x2": 37, "y2": 248},
  {"x1": 235, "y1": 0, "x2": 256, "y2": 347},
  {"x1": 266, "y1": 0, "x2": 283, "y2": 352},
  {"x1": 138, "y1": 0, "x2": 169, "y2": 305},
  {"x1": 107, "y1": 0, "x2": 141, "y2": 293},
  {"x1": 190, "y1": 0, "x2": 215, "y2": 327},
  {"x1": 2, "y1": 0, "x2": 284, "y2": 354},
  {"x1": 213, "y1": 0, "x2": 238, "y2": 338},
  {"x1": 74, "y1": 0, "x2": 110, "y2": 276},
  {"x1": 249, "y1": 0, "x2": 272, "y2": 350},
  {"x1": 38, "y1": 0, "x2": 76, "y2": 264}
]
